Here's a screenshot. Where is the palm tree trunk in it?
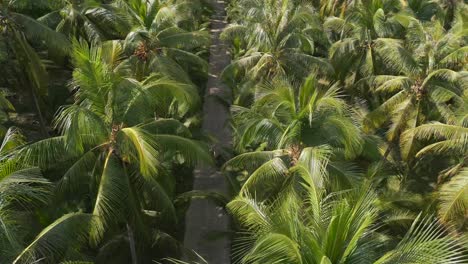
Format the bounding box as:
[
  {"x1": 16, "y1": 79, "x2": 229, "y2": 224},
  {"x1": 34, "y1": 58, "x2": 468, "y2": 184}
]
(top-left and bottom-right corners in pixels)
[
  {"x1": 127, "y1": 223, "x2": 138, "y2": 264},
  {"x1": 183, "y1": 0, "x2": 232, "y2": 262},
  {"x1": 382, "y1": 144, "x2": 392, "y2": 162},
  {"x1": 30, "y1": 88, "x2": 49, "y2": 137}
]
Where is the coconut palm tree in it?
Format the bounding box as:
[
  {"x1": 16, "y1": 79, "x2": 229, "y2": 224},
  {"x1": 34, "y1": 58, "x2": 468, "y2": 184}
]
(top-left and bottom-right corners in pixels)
[
  {"x1": 401, "y1": 118, "x2": 467, "y2": 182},
  {"x1": 326, "y1": 0, "x2": 411, "y2": 85},
  {"x1": 222, "y1": 0, "x2": 332, "y2": 83},
  {"x1": 0, "y1": 0, "x2": 466, "y2": 262},
  {"x1": 364, "y1": 18, "x2": 466, "y2": 161},
  {"x1": 115, "y1": 0, "x2": 209, "y2": 81},
  {"x1": 226, "y1": 146, "x2": 467, "y2": 264},
  {"x1": 400, "y1": 89, "x2": 467, "y2": 176},
  {"x1": 224, "y1": 75, "x2": 366, "y2": 190},
  {"x1": 399, "y1": 92, "x2": 467, "y2": 230},
  {"x1": 38, "y1": 0, "x2": 129, "y2": 44},
  {"x1": 12, "y1": 41, "x2": 211, "y2": 263},
  {"x1": 231, "y1": 75, "x2": 362, "y2": 158}
]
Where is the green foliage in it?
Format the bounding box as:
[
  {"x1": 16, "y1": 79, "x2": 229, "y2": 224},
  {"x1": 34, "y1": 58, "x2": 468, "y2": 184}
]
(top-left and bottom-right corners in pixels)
[
  {"x1": 13, "y1": 213, "x2": 97, "y2": 264},
  {"x1": 0, "y1": 0, "x2": 467, "y2": 262},
  {"x1": 438, "y1": 168, "x2": 468, "y2": 229},
  {"x1": 224, "y1": 0, "x2": 468, "y2": 263}
]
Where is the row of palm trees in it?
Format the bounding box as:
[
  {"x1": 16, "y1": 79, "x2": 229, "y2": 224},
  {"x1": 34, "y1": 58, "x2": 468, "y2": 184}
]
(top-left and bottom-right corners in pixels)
[
  {"x1": 1, "y1": 0, "x2": 214, "y2": 263},
  {"x1": 0, "y1": 0, "x2": 467, "y2": 263},
  {"x1": 221, "y1": 0, "x2": 467, "y2": 263}
]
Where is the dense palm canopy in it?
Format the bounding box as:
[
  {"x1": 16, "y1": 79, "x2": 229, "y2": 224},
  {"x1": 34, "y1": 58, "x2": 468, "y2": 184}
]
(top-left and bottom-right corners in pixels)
[
  {"x1": 0, "y1": 0, "x2": 467, "y2": 263},
  {"x1": 12, "y1": 40, "x2": 211, "y2": 263},
  {"x1": 117, "y1": 0, "x2": 210, "y2": 80},
  {"x1": 221, "y1": 0, "x2": 468, "y2": 263},
  {"x1": 38, "y1": 0, "x2": 128, "y2": 43},
  {"x1": 231, "y1": 75, "x2": 362, "y2": 155},
  {"x1": 0, "y1": 0, "x2": 71, "y2": 135},
  {"x1": 223, "y1": 0, "x2": 332, "y2": 81},
  {"x1": 365, "y1": 17, "x2": 467, "y2": 160},
  {"x1": 227, "y1": 157, "x2": 466, "y2": 263},
  {"x1": 326, "y1": 0, "x2": 409, "y2": 83}
]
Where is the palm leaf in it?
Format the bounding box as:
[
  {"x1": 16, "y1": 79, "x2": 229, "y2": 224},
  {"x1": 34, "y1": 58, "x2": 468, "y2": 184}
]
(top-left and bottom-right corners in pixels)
[
  {"x1": 13, "y1": 213, "x2": 96, "y2": 264},
  {"x1": 56, "y1": 150, "x2": 98, "y2": 196},
  {"x1": 240, "y1": 158, "x2": 288, "y2": 200},
  {"x1": 403, "y1": 122, "x2": 468, "y2": 156},
  {"x1": 152, "y1": 135, "x2": 212, "y2": 166},
  {"x1": 0, "y1": 167, "x2": 51, "y2": 208},
  {"x1": 119, "y1": 126, "x2": 160, "y2": 177},
  {"x1": 242, "y1": 233, "x2": 303, "y2": 264},
  {"x1": 222, "y1": 150, "x2": 286, "y2": 172},
  {"x1": 438, "y1": 168, "x2": 468, "y2": 225},
  {"x1": 374, "y1": 215, "x2": 468, "y2": 264},
  {"x1": 0, "y1": 127, "x2": 25, "y2": 154},
  {"x1": 16, "y1": 137, "x2": 72, "y2": 168},
  {"x1": 91, "y1": 153, "x2": 130, "y2": 243},
  {"x1": 227, "y1": 195, "x2": 270, "y2": 231},
  {"x1": 11, "y1": 12, "x2": 70, "y2": 57}
]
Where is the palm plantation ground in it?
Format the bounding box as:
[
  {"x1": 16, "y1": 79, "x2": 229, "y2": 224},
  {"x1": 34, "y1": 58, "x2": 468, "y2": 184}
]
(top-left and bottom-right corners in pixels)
[{"x1": 0, "y1": 0, "x2": 467, "y2": 263}]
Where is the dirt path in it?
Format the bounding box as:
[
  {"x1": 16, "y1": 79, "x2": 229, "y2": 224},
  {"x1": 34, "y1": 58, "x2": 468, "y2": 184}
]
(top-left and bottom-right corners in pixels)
[{"x1": 183, "y1": 0, "x2": 231, "y2": 263}]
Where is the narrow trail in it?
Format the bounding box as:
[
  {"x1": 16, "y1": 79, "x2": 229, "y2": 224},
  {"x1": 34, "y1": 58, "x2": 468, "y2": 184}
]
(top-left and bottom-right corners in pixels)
[{"x1": 183, "y1": 0, "x2": 231, "y2": 263}]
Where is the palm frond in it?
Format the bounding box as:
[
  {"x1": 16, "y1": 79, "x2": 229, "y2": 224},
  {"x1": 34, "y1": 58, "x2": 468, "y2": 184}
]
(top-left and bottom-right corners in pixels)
[
  {"x1": 227, "y1": 195, "x2": 270, "y2": 231},
  {"x1": 297, "y1": 146, "x2": 332, "y2": 189},
  {"x1": 54, "y1": 105, "x2": 108, "y2": 153},
  {"x1": 240, "y1": 158, "x2": 288, "y2": 200},
  {"x1": 0, "y1": 166, "x2": 51, "y2": 208},
  {"x1": 374, "y1": 215, "x2": 468, "y2": 264},
  {"x1": 91, "y1": 153, "x2": 130, "y2": 243},
  {"x1": 374, "y1": 38, "x2": 419, "y2": 74},
  {"x1": 56, "y1": 150, "x2": 98, "y2": 196},
  {"x1": 222, "y1": 150, "x2": 287, "y2": 172},
  {"x1": 402, "y1": 122, "x2": 468, "y2": 156},
  {"x1": 13, "y1": 213, "x2": 96, "y2": 264},
  {"x1": 438, "y1": 168, "x2": 468, "y2": 226},
  {"x1": 143, "y1": 75, "x2": 200, "y2": 115},
  {"x1": 119, "y1": 126, "x2": 160, "y2": 177},
  {"x1": 11, "y1": 12, "x2": 70, "y2": 56},
  {"x1": 242, "y1": 232, "x2": 302, "y2": 264},
  {"x1": 0, "y1": 127, "x2": 25, "y2": 154},
  {"x1": 152, "y1": 134, "x2": 212, "y2": 166},
  {"x1": 16, "y1": 137, "x2": 72, "y2": 168}
]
